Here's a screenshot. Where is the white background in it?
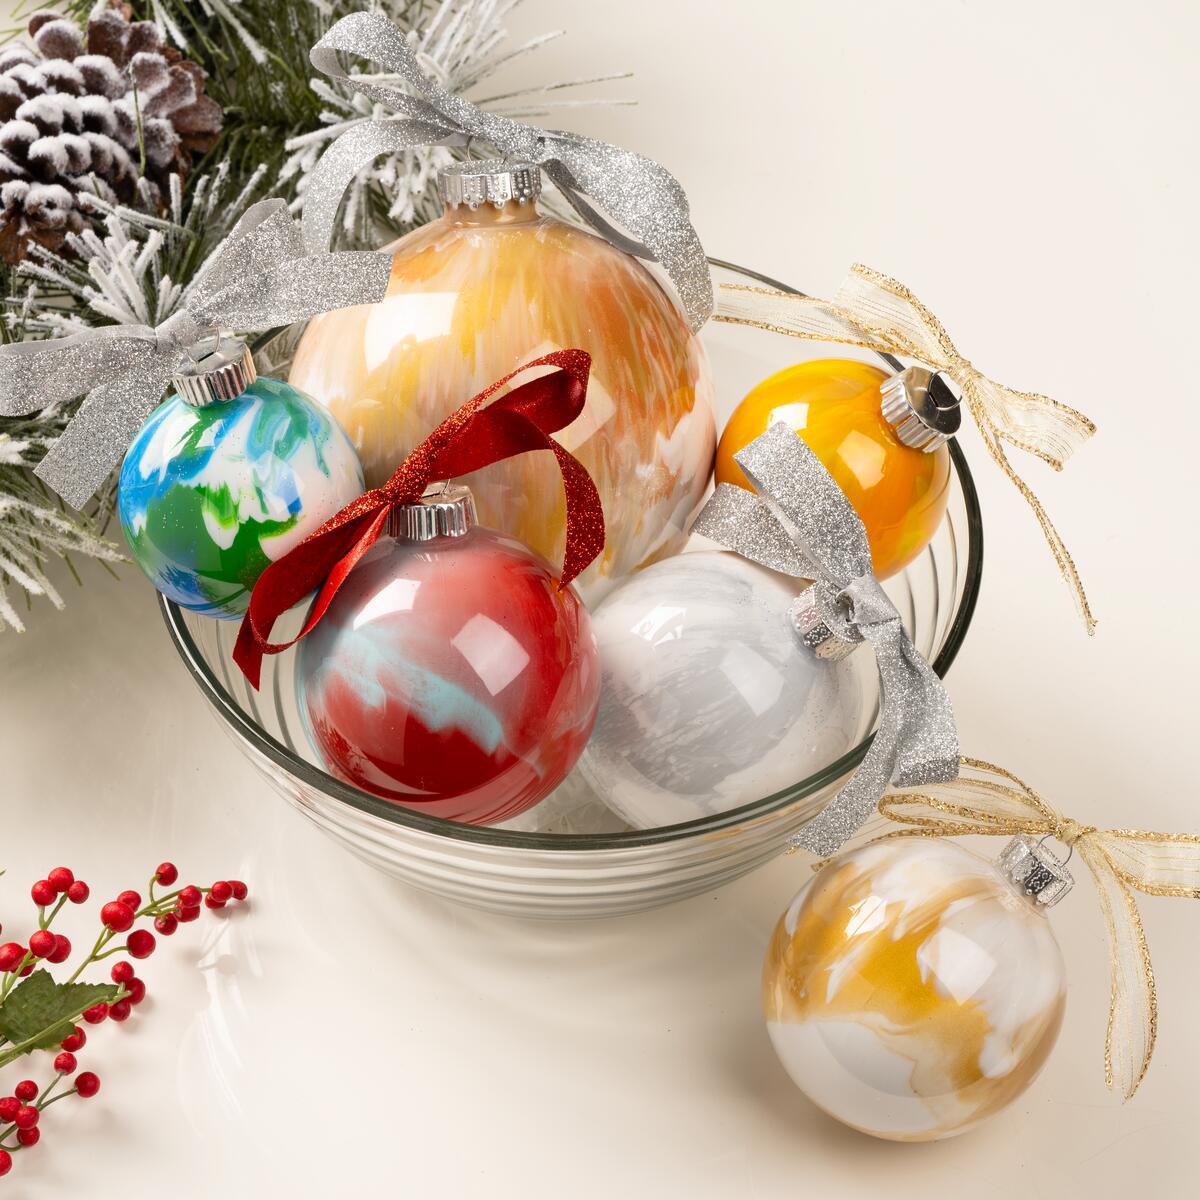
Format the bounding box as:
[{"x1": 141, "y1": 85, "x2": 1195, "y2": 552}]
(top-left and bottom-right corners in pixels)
[{"x1": 2, "y1": 1, "x2": 1198, "y2": 1196}]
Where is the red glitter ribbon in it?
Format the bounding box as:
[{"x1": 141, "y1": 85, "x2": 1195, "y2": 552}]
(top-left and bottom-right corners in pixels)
[{"x1": 233, "y1": 349, "x2": 603, "y2": 689}]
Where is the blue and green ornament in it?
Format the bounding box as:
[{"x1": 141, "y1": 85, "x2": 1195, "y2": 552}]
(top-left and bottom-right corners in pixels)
[{"x1": 117, "y1": 337, "x2": 364, "y2": 619}]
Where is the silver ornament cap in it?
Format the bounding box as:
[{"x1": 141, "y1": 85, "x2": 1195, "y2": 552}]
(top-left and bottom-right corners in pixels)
[
  {"x1": 788, "y1": 584, "x2": 863, "y2": 662},
  {"x1": 172, "y1": 335, "x2": 257, "y2": 408},
  {"x1": 387, "y1": 483, "x2": 477, "y2": 541},
  {"x1": 880, "y1": 366, "x2": 961, "y2": 452},
  {"x1": 996, "y1": 835, "x2": 1074, "y2": 908},
  {"x1": 438, "y1": 160, "x2": 542, "y2": 211}
]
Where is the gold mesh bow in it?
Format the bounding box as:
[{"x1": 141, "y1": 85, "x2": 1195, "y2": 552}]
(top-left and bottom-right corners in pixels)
[
  {"x1": 716, "y1": 265, "x2": 1098, "y2": 633},
  {"x1": 863, "y1": 757, "x2": 1200, "y2": 1099}
]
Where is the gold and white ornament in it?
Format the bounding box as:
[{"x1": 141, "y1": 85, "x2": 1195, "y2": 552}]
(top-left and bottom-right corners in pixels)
[
  {"x1": 761, "y1": 759, "x2": 1200, "y2": 1141},
  {"x1": 763, "y1": 836, "x2": 1068, "y2": 1141}
]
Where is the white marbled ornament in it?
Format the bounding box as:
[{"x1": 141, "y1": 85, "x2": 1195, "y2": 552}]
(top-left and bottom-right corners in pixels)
[{"x1": 577, "y1": 551, "x2": 868, "y2": 829}]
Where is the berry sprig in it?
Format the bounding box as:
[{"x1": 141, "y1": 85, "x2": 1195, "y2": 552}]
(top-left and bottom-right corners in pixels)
[{"x1": 0, "y1": 863, "x2": 248, "y2": 1180}]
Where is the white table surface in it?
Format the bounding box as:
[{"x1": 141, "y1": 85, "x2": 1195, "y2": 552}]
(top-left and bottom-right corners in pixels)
[{"x1": 2, "y1": 1, "x2": 1198, "y2": 1195}]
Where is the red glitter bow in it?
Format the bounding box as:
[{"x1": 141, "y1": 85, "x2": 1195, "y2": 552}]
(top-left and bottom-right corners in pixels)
[{"x1": 233, "y1": 349, "x2": 603, "y2": 689}]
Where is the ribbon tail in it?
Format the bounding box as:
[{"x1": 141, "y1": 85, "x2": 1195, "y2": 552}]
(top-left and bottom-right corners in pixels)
[
  {"x1": 541, "y1": 141, "x2": 713, "y2": 331},
  {"x1": 795, "y1": 631, "x2": 958, "y2": 856},
  {"x1": 300, "y1": 119, "x2": 466, "y2": 253},
  {"x1": 964, "y1": 387, "x2": 1097, "y2": 634},
  {"x1": 971, "y1": 376, "x2": 1095, "y2": 470},
  {"x1": 0, "y1": 325, "x2": 160, "y2": 415},
  {"x1": 1080, "y1": 841, "x2": 1157, "y2": 1100},
  {"x1": 234, "y1": 507, "x2": 390, "y2": 689},
  {"x1": 188, "y1": 200, "x2": 304, "y2": 306},
  {"x1": 690, "y1": 482, "x2": 818, "y2": 579},
  {"x1": 215, "y1": 251, "x2": 394, "y2": 328},
  {"x1": 35, "y1": 359, "x2": 174, "y2": 508},
  {"x1": 795, "y1": 718, "x2": 901, "y2": 857},
  {"x1": 714, "y1": 284, "x2": 892, "y2": 351}
]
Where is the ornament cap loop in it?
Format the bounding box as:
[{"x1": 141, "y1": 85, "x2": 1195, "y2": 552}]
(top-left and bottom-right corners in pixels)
[
  {"x1": 386, "y1": 482, "x2": 477, "y2": 541},
  {"x1": 788, "y1": 584, "x2": 863, "y2": 661},
  {"x1": 997, "y1": 834, "x2": 1074, "y2": 908},
  {"x1": 880, "y1": 366, "x2": 961, "y2": 452},
  {"x1": 437, "y1": 160, "x2": 542, "y2": 211},
  {"x1": 172, "y1": 336, "x2": 257, "y2": 408}
]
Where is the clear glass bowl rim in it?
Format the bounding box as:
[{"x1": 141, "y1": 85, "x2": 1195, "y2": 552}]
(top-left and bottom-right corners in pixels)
[{"x1": 159, "y1": 258, "x2": 984, "y2": 852}]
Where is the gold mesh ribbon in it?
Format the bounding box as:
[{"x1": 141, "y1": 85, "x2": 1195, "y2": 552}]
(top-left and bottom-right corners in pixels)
[
  {"x1": 853, "y1": 757, "x2": 1200, "y2": 1099},
  {"x1": 716, "y1": 265, "x2": 1098, "y2": 633}
]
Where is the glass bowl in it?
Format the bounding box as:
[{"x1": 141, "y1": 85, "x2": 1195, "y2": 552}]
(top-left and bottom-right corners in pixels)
[{"x1": 160, "y1": 260, "x2": 983, "y2": 919}]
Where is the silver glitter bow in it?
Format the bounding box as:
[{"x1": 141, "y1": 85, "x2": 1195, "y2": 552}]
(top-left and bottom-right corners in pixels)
[
  {"x1": 691, "y1": 422, "x2": 959, "y2": 855},
  {"x1": 0, "y1": 199, "x2": 393, "y2": 509},
  {"x1": 300, "y1": 11, "x2": 712, "y2": 332}
]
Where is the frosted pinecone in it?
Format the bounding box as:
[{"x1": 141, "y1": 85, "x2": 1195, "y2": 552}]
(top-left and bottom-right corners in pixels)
[{"x1": 0, "y1": 6, "x2": 222, "y2": 264}]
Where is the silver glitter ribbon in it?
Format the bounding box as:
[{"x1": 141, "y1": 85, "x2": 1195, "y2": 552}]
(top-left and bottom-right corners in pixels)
[
  {"x1": 691, "y1": 422, "x2": 959, "y2": 856},
  {"x1": 0, "y1": 199, "x2": 393, "y2": 509},
  {"x1": 300, "y1": 11, "x2": 712, "y2": 332}
]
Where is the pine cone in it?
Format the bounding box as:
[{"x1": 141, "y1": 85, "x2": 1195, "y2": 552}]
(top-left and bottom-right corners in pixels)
[{"x1": 0, "y1": 7, "x2": 223, "y2": 264}]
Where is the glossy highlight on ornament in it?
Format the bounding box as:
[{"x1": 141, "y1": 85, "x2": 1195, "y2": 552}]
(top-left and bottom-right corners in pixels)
[
  {"x1": 763, "y1": 839, "x2": 1066, "y2": 1141},
  {"x1": 295, "y1": 519, "x2": 600, "y2": 825},
  {"x1": 717, "y1": 359, "x2": 950, "y2": 579},
  {"x1": 118, "y1": 376, "x2": 364, "y2": 618},
  {"x1": 578, "y1": 551, "x2": 867, "y2": 829},
  {"x1": 288, "y1": 166, "x2": 716, "y2": 603}
]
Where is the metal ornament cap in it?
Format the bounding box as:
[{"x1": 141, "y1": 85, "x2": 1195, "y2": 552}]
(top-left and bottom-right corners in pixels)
[
  {"x1": 386, "y1": 483, "x2": 477, "y2": 541},
  {"x1": 997, "y1": 834, "x2": 1075, "y2": 908},
  {"x1": 788, "y1": 584, "x2": 863, "y2": 662},
  {"x1": 437, "y1": 160, "x2": 542, "y2": 211},
  {"x1": 880, "y1": 365, "x2": 962, "y2": 452},
  {"x1": 172, "y1": 336, "x2": 257, "y2": 408}
]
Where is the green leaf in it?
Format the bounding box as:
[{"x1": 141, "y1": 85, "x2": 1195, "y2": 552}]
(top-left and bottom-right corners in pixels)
[{"x1": 0, "y1": 971, "x2": 118, "y2": 1052}]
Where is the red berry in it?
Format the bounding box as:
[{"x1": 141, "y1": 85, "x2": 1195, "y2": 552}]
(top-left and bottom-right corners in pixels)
[
  {"x1": 110, "y1": 961, "x2": 134, "y2": 985},
  {"x1": 28, "y1": 930, "x2": 55, "y2": 959},
  {"x1": 155, "y1": 862, "x2": 178, "y2": 886},
  {"x1": 154, "y1": 914, "x2": 178, "y2": 936},
  {"x1": 109, "y1": 999, "x2": 132, "y2": 1022},
  {"x1": 117, "y1": 890, "x2": 141, "y2": 910},
  {"x1": 0, "y1": 1097, "x2": 18, "y2": 1122},
  {"x1": 13, "y1": 1106, "x2": 38, "y2": 1130},
  {"x1": 177, "y1": 905, "x2": 201, "y2": 923},
  {"x1": 17, "y1": 1127, "x2": 39, "y2": 1147},
  {"x1": 0, "y1": 942, "x2": 25, "y2": 973},
  {"x1": 179, "y1": 885, "x2": 202, "y2": 907},
  {"x1": 13, "y1": 1082, "x2": 36, "y2": 1103},
  {"x1": 126, "y1": 929, "x2": 155, "y2": 959},
  {"x1": 67, "y1": 880, "x2": 90, "y2": 904},
  {"x1": 75, "y1": 1072, "x2": 100, "y2": 1098},
  {"x1": 60, "y1": 1026, "x2": 85, "y2": 1053},
  {"x1": 47, "y1": 934, "x2": 71, "y2": 964},
  {"x1": 100, "y1": 901, "x2": 135, "y2": 932},
  {"x1": 126, "y1": 977, "x2": 146, "y2": 1005},
  {"x1": 31, "y1": 879, "x2": 56, "y2": 907},
  {"x1": 0, "y1": 1149, "x2": 10, "y2": 1176},
  {"x1": 54, "y1": 1051, "x2": 77, "y2": 1075},
  {"x1": 229, "y1": 880, "x2": 249, "y2": 901},
  {"x1": 204, "y1": 894, "x2": 226, "y2": 910},
  {"x1": 82, "y1": 1002, "x2": 108, "y2": 1025},
  {"x1": 209, "y1": 881, "x2": 233, "y2": 903},
  {"x1": 18, "y1": 960, "x2": 33, "y2": 978},
  {"x1": 47, "y1": 867, "x2": 74, "y2": 893}
]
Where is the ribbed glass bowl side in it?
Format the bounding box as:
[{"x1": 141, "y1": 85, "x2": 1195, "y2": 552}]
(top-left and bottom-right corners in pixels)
[{"x1": 159, "y1": 260, "x2": 983, "y2": 918}]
